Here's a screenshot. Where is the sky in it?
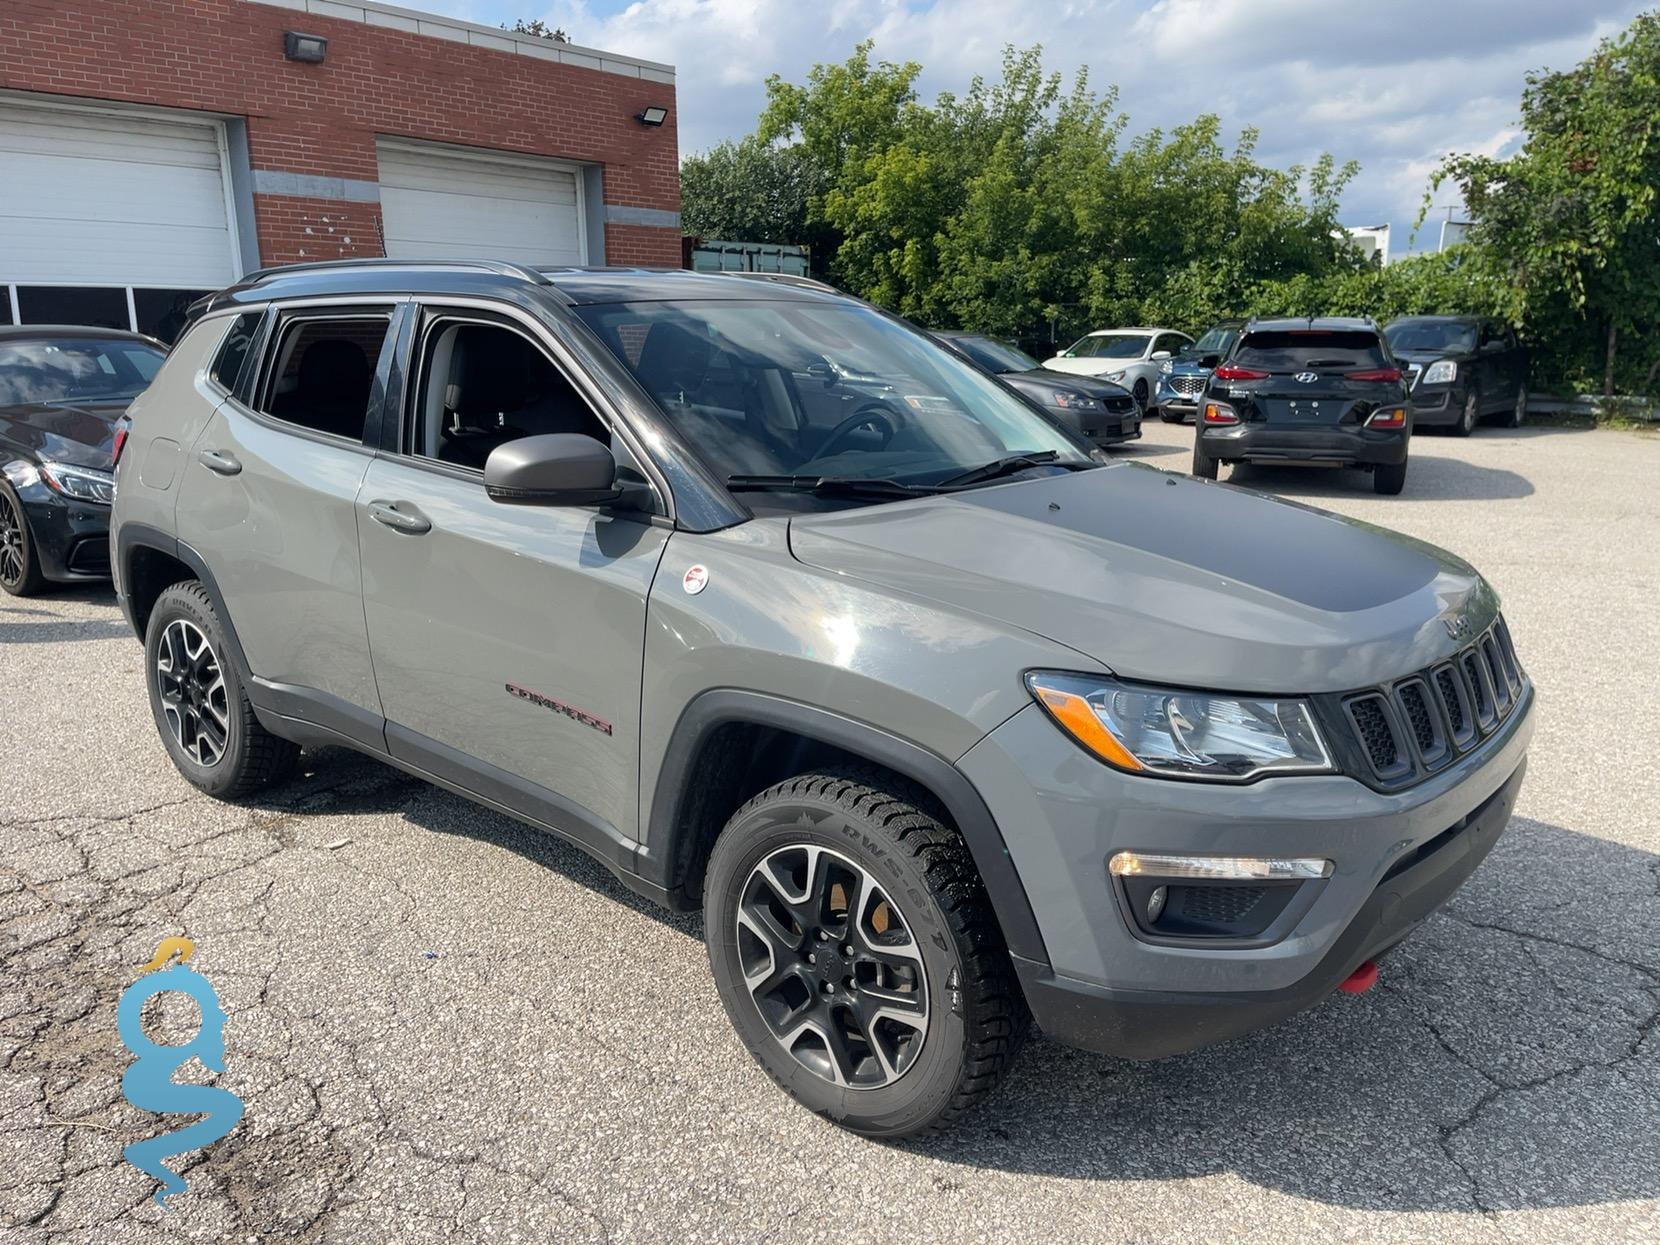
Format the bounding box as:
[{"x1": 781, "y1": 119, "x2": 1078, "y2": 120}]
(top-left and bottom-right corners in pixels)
[{"x1": 422, "y1": 0, "x2": 1648, "y2": 256}]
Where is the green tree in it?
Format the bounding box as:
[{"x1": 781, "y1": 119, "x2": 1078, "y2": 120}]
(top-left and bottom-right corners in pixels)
[
  {"x1": 678, "y1": 139, "x2": 821, "y2": 247},
  {"x1": 502, "y1": 18, "x2": 568, "y2": 41},
  {"x1": 1435, "y1": 12, "x2": 1660, "y2": 394}
]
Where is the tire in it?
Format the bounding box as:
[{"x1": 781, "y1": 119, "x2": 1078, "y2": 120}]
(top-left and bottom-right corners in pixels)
[
  {"x1": 1158, "y1": 406, "x2": 1186, "y2": 424},
  {"x1": 1192, "y1": 441, "x2": 1220, "y2": 480},
  {"x1": 1452, "y1": 389, "x2": 1478, "y2": 437},
  {"x1": 1504, "y1": 384, "x2": 1528, "y2": 428},
  {"x1": 704, "y1": 768, "x2": 1029, "y2": 1138},
  {"x1": 1132, "y1": 379, "x2": 1150, "y2": 411},
  {"x1": 0, "y1": 483, "x2": 47, "y2": 598},
  {"x1": 144, "y1": 581, "x2": 299, "y2": 799},
  {"x1": 1373, "y1": 456, "x2": 1408, "y2": 495}
]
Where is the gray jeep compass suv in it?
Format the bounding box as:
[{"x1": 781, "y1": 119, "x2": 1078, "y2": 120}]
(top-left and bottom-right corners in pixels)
[{"x1": 111, "y1": 261, "x2": 1535, "y2": 1137}]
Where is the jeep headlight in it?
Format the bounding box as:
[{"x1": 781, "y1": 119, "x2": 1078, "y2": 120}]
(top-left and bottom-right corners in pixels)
[
  {"x1": 1422, "y1": 359, "x2": 1457, "y2": 385},
  {"x1": 39, "y1": 460, "x2": 116, "y2": 505},
  {"x1": 1026, "y1": 672, "x2": 1333, "y2": 781}
]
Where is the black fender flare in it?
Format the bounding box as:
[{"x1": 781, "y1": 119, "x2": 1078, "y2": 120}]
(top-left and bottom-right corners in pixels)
[
  {"x1": 115, "y1": 522, "x2": 254, "y2": 684},
  {"x1": 643, "y1": 689, "x2": 1049, "y2": 967}
]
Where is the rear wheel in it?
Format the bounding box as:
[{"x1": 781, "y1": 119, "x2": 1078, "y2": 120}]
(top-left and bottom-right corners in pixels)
[
  {"x1": 1373, "y1": 456, "x2": 1408, "y2": 495},
  {"x1": 704, "y1": 769, "x2": 1028, "y2": 1137},
  {"x1": 1192, "y1": 441, "x2": 1220, "y2": 480},
  {"x1": 0, "y1": 484, "x2": 46, "y2": 598},
  {"x1": 145, "y1": 581, "x2": 299, "y2": 798},
  {"x1": 1452, "y1": 389, "x2": 1479, "y2": 437}
]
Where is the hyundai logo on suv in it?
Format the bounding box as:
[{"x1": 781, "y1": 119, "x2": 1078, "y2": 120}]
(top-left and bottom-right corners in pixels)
[{"x1": 1294, "y1": 371, "x2": 1319, "y2": 383}]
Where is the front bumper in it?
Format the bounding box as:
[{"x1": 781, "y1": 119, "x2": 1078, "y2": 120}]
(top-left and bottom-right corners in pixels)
[
  {"x1": 1198, "y1": 420, "x2": 1409, "y2": 467},
  {"x1": 957, "y1": 687, "x2": 1534, "y2": 1058},
  {"x1": 16, "y1": 484, "x2": 112, "y2": 582},
  {"x1": 1408, "y1": 384, "x2": 1461, "y2": 425},
  {"x1": 1155, "y1": 379, "x2": 1204, "y2": 414},
  {"x1": 1078, "y1": 410, "x2": 1142, "y2": 446}
]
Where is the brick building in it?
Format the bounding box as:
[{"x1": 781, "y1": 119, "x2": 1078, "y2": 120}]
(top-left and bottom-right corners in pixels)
[{"x1": 0, "y1": 0, "x2": 681, "y2": 339}]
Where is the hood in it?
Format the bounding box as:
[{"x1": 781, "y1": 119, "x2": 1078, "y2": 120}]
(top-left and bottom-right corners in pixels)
[
  {"x1": 787, "y1": 463, "x2": 1494, "y2": 694},
  {"x1": 1040, "y1": 356, "x2": 1129, "y2": 377},
  {"x1": 1164, "y1": 358, "x2": 1213, "y2": 377},
  {"x1": 1021, "y1": 368, "x2": 1134, "y2": 397},
  {"x1": 0, "y1": 399, "x2": 125, "y2": 470}
]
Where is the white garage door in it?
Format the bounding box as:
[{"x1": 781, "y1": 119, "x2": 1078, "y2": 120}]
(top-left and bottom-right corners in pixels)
[
  {"x1": 0, "y1": 98, "x2": 238, "y2": 288},
  {"x1": 377, "y1": 139, "x2": 586, "y2": 268}
]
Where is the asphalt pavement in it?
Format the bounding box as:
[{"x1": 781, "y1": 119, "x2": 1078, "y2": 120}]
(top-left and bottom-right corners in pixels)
[{"x1": 2, "y1": 416, "x2": 1657, "y2": 1242}]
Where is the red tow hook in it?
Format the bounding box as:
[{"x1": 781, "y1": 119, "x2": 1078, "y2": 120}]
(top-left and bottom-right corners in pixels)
[{"x1": 1338, "y1": 960, "x2": 1379, "y2": 994}]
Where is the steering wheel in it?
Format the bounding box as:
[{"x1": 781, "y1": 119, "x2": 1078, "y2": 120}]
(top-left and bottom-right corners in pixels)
[{"x1": 815, "y1": 402, "x2": 904, "y2": 460}]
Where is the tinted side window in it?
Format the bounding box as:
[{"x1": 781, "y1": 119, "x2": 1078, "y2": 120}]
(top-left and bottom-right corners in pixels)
[
  {"x1": 410, "y1": 320, "x2": 607, "y2": 471},
  {"x1": 255, "y1": 315, "x2": 390, "y2": 441},
  {"x1": 209, "y1": 313, "x2": 262, "y2": 393},
  {"x1": 1233, "y1": 331, "x2": 1387, "y2": 372}
]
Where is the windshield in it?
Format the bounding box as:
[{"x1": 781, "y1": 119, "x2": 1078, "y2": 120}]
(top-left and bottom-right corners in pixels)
[
  {"x1": 1385, "y1": 320, "x2": 1477, "y2": 354},
  {"x1": 0, "y1": 337, "x2": 164, "y2": 406},
  {"x1": 575, "y1": 299, "x2": 1087, "y2": 491},
  {"x1": 1062, "y1": 333, "x2": 1149, "y2": 360},
  {"x1": 949, "y1": 335, "x2": 1041, "y2": 374},
  {"x1": 1191, "y1": 326, "x2": 1239, "y2": 355},
  {"x1": 1232, "y1": 331, "x2": 1388, "y2": 372}
]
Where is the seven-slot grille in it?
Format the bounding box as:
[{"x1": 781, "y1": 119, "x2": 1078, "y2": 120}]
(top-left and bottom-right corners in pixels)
[
  {"x1": 1334, "y1": 615, "x2": 1525, "y2": 786},
  {"x1": 1169, "y1": 374, "x2": 1207, "y2": 397}
]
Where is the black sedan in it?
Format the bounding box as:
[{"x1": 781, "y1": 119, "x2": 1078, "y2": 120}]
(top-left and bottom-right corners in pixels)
[
  {"x1": 932, "y1": 331, "x2": 1142, "y2": 446},
  {"x1": 0, "y1": 326, "x2": 166, "y2": 596},
  {"x1": 1383, "y1": 316, "x2": 1529, "y2": 436}
]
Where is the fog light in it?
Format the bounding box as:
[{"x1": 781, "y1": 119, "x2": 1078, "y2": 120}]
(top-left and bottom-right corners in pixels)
[
  {"x1": 1145, "y1": 885, "x2": 1168, "y2": 923},
  {"x1": 1109, "y1": 852, "x2": 1333, "y2": 880}
]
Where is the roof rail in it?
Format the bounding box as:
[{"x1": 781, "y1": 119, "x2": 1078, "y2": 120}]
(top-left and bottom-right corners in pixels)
[
  {"x1": 717, "y1": 271, "x2": 839, "y2": 294},
  {"x1": 240, "y1": 257, "x2": 552, "y2": 285}
]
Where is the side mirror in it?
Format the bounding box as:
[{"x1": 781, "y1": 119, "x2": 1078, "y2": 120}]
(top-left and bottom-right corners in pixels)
[
  {"x1": 1150, "y1": 350, "x2": 1172, "y2": 361},
  {"x1": 1200, "y1": 354, "x2": 1220, "y2": 369},
  {"x1": 484, "y1": 434, "x2": 619, "y2": 506}
]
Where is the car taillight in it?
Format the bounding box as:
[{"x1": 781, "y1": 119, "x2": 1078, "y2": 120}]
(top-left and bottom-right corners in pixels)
[
  {"x1": 1213, "y1": 365, "x2": 1269, "y2": 381},
  {"x1": 1365, "y1": 406, "x2": 1407, "y2": 428},
  {"x1": 1203, "y1": 401, "x2": 1239, "y2": 425},
  {"x1": 112, "y1": 419, "x2": 130, "y2": 468},
  {"x1": 1345, "y1": 368, "x2": 1403, "y2": 382}
]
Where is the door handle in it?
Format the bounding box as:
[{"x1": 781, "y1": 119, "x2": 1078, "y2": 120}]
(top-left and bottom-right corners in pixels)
[
  {"x1": 367, "y1": 500, "x2": 432, "y2": 535},
  {"x1": 197, "y1": 449, "x2": 242, "y2": 476}
]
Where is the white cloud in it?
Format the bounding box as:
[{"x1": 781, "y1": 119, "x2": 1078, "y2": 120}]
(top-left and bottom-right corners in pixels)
[{"x1": 443, "y1": 0, "x2": 1647, "y2": 251}]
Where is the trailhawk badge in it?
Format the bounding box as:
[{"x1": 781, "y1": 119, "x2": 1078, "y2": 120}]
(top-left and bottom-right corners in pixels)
[{"x1": 683, "y1": 564, "x2": 709, "y2": 595}]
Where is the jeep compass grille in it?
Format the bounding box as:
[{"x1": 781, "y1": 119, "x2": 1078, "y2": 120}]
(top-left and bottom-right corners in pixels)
[{"x1": 1324, "y1": 615, "x2": 1526, "y2": 788}]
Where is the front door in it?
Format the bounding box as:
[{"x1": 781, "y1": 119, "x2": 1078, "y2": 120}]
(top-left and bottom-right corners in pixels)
[
  {"x1": 175, "y1": 304, "x2": 399, "y2": 744},
  {"x1": 356, "y1": 306, "x2": 670, "y2": 860}
]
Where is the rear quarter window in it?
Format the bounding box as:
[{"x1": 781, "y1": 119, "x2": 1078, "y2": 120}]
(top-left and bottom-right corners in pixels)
[
  {"x1": 1233, "y1": 331, "x2": 1387, "y2": 372},
  {"x1": 208, "y1": 312, "x2": 264, "y2": 393}
]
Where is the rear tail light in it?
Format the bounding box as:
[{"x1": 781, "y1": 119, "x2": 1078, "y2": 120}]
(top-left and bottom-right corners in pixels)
[
  {"x1": 1213, "y1": 364, "x2": 1269, "y2": 381},
  {"x1": 112, "y1": 417, "x2": 131, "y2": 468},
  {"x1": 1203, "y1": 401, "x2": 1239, "y2": 425},
  {"x1": 1345, "y1": 368, "x2": 1403, "y2": 382},
  {"x1": 1365, "y1": 406, "x2": 1407, "y2": 429}
]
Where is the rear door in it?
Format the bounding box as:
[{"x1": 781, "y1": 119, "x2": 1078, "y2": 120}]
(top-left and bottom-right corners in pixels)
[
  {"x1": 174, "y1": 302, "x2": 401, "y2": 746},
  {"x1": 1223, "y1": 329, "x2": 1399, "y2": 427},
  {"x1": 355, "y1": 301, "x2": 671, "y2": 856}
]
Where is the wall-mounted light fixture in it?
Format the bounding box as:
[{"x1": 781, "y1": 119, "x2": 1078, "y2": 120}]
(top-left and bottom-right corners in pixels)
[
  {"x1": 283, "y1": 31, "x2": 328, "y2": 64},
  {"x1": 636, "y1": 106, "x2": 668, "y2": 128}
]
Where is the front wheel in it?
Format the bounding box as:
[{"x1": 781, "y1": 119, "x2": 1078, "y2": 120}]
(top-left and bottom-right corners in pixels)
[
  {"x1": 1132, "y1": 379, "x2": 1150, "y2": 411},
  {"x1": 0, "y1": 484, "x2": 46, "y2": 597},
  {"x1": 145, "y1": 581, "x2": 299, "y2": 799},
  {"x1": 1505, "y1": 384, "x2": 1528, "y2": 428},
  {"x1": 704, "y1": 769, "x2": 1028, "y2": 1137},
  {"x1": 1453, "y1": 389, "x2": 1478, "y2": 437}
]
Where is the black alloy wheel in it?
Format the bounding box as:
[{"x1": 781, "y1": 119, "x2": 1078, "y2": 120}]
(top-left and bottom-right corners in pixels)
[
  {"x1": 155, "y1": 618, "x2": 231, "y2": 768},
  {"x1": 0, "y1": 486, "x2": 44, "y2": 597}
]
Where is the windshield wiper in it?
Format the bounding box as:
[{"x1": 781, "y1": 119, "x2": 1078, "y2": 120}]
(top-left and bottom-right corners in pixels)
[
  {"x1": 725, "y1": 474, "x2": 935, "y2": 499},
  {"x1": 936, "y1": 451, "x2": 1068, "y2": 489}
]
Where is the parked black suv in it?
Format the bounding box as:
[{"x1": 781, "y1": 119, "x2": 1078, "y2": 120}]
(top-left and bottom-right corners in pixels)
[
  {"x1": 1384, "y1": 316, "x2": 1528, "y2": 436},
  {"x1": 1193, "y1": 317, "x2": 1411, "y2": 495}
]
